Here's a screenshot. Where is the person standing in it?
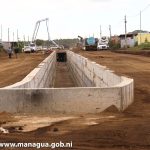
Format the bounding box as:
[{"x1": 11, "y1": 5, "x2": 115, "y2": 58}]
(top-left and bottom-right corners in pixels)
[
  {"x1": 7, "y1": 47, "x2": 12, "y2": 58},
  {"x1": 14, "y1": 47, "x2": 19, "y2": 58}
]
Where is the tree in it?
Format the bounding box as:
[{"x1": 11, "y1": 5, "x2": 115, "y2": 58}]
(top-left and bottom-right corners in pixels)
[{"x1": 36, "y1": 39, "x2": 44, "y2": 46}]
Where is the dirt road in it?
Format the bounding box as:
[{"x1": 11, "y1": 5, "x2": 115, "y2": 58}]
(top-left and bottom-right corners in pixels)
[
  {"x1": 0, "y1": 50, "x2": 150, "y2": 150},
  {"x1": 0, "y1": 52, "x2": 48, "y2": 87}
]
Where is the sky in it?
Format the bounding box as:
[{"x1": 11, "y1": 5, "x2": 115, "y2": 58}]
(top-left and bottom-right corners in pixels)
[{"x1": 0, "y1": 0, "x2": 150, "y2": 41}]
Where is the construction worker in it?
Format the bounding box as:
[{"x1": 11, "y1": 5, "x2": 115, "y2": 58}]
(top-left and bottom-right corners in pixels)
[
  {"x1": 14, "y1": 47, "x2": 19, "y2": 58},
  {"x1": 7, "y1": 47, "x2": 13, "y2": 58}
]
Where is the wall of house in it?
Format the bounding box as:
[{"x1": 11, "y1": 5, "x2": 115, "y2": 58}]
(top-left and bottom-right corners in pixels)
[
  {"x1": 136, "y1": 33, "x2": 150, "y2": 45},
  {"x1": 2, "y1": 42, "x2": 11, "y2": 50},
  {"x1": 120, "y1": 38, "x2": 135, "y2": 48}
]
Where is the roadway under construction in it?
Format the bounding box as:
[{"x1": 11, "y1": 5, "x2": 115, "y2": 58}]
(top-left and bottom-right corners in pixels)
[{"x1": 0, "y1": 49, "x2": 149, "y2": 150}]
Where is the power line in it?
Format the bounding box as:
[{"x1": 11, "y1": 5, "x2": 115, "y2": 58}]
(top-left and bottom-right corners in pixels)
[
  {"x1": 127, "y1": 3, "x2": 150, "y2": 18},
  {"x1": 141, "y1": 3, "x2": 150, "y2": 13}
]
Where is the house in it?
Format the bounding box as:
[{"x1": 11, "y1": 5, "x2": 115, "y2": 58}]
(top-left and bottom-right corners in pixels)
[
  {"x1": 2, "y1": 42, "x2": 11, "y2": 50},
  {"x1": 111, "y1": 35, "x2": 120, "y2": 45},
  {"x1": 2, "y1": 41, "x2": 19, "y2": 50},
  {"x1": 136, "y1": 33, "x2": 150, "y2": 45},
  {"x1": 119, "y1": 33, "x2": 137, "y2": 48}
]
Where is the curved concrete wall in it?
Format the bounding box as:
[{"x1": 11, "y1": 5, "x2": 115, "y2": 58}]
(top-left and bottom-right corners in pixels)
[{"x1": 0, "y1": 50, "x2": 134, "y2": 114}]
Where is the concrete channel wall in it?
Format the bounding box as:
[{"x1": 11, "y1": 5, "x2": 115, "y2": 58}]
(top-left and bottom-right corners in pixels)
[
  {"x1": 4, "y1": 51, "x2": 56, "y2": 88},
  {"x1": 0, "y1": 50, "x2": 134, "y2": 114},
  {"x1": 67, "y1": 51, "x2": 122, "y2": 87}
]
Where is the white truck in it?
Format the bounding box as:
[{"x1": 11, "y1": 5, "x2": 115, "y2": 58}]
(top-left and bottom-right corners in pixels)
[
  {"x1": 30, "y1": 43, "x2": 37, "y2": 52},
  {"x1": 97, "y1": 36, "x2": 109, "y2": 50},
  {"x1": 23, "y1": 43, "x2": 37, "y2": 53}
]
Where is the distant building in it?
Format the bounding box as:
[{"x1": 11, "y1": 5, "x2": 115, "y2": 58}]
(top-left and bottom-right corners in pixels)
[
  {"x1": 2, "y1": 41, "x2": 18, "y2": 50},
  {"x1": 111, "y1": 35, "x2": 120, "y2": 44},
  {"x1": 119, "y1": 34, "x2": 137, "y2": 48},
  {"x1": 135, "y1": 33, "x2": 150, "y2": 45},
  {"x1": 2, "y1": 42, "x2": 11, "y2": 50}
]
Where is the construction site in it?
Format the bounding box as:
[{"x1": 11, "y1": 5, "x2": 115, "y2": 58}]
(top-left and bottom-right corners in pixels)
[
  {"x1": 0, "y1": 1, "x2": 150, "y2": 149},
  {"x1": 0, "y1": 45, "x2": 149, "y2": 149}
]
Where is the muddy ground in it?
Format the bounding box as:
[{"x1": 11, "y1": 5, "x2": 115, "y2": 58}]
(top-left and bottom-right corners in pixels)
[{"x1": 0, "y1": 50, "x2": 150, "y2": 150}]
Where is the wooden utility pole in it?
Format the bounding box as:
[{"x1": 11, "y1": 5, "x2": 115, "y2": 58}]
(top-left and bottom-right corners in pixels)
[
  {"x1": 13, "y1": 32, "x2": 14, "y2": 48},
  {"x1": 140, "y1": 10, "x2": 142, "y2": 44},
  {"x1": 8, "y1": 28, "x2": 10, "y2": 47},
  {"x1": 124, "y1": 15, "x2": 127, "y2": 49},
  {"x1": 13, "y1": 32, "x2": 14, "y2": 42},
  {"x1": 17, "y1": 29, "x2": 19, "y2": 42},
  {"x1": 23, "y1": 35, "x2": 25, "y2": 44},
  {"x1": 100, "y1": 25, "x2": 102, "y2": 38},
  {"x1": 28, "y1": 36, "x2": 30, "y2": 44},
  {"x1": 1, "y1": 24, "x2": 2, "y2": 42},
  {"x1": 109, "y1": 25, "x2": 112, "y2": 38}
]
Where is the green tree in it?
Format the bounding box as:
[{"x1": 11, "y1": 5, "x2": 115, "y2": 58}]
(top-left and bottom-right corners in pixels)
[{"x1": 36, "y1": 39, "x2": 44, "y2": 46}]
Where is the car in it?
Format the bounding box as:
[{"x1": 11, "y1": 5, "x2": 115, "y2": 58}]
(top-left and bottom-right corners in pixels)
[{"x1": 23, "y1": 46, "x2": 31, "y2": 53}]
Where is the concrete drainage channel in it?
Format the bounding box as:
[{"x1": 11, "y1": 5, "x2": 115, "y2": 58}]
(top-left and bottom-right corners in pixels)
[{"x1": 0, "y1": 50, "x2": 134, "y2": 114}]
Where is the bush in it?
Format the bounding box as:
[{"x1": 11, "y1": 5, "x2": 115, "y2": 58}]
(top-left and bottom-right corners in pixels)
[
  {"x1": 135, "y1": 41, "x2": 138, "y2": 47},
  {"x1": 0, "y1": 44, "x2": 3, "y2": 52},
  {"x1": 139, "y1": 42, "x2": 150, "y2": 50},
  {"x1": 109, "y1": 40, "x2": 121, "y2": 50}
]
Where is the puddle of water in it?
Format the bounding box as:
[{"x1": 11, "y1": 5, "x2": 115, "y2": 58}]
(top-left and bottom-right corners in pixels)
[
  {"x1": 84, "y1": 121, "x2": 98, "y2": 125},
  {"x1": 83, "y1": 115, "x2": 116, "y2": 126},
  {"x1": 2, "y1": 116, "x2": 75, "y2": 132},
  {"x1": 1, "y1": 115, "x2": 116, "y2": 133}
]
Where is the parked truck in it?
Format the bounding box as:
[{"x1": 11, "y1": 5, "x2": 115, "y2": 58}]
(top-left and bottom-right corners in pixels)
[
  {"x1": 23, "y1": 43, "x2": 37, "y2": 53},
  {"x1": 78, "y1": 36, "x2": 98, "y2": 51},
  {"x1": 97, "y1": 36, "x2": 109, "y2": 50}
]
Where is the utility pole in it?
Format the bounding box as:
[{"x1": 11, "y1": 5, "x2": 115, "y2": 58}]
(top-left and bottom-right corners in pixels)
[
  {"x1": 109, "y1": 25, "x2": 112, "y2": 38},
  {"x1": 28, "y1": 36, "x2": 30, "y2": 44},
  {"x1": 23, "y1": 35, "x2": 25, "y2": 46},
  {"x1": 124, "y1": 15, "x2": 127, "y2": 49},
  {"x1": 8, "y1": 28, "x2": 10, "y2": 47},
  {"x1": 100, "y1": 25, "x2": 102, "y2": 38},
  {"x1": 140, "y1": 10, "x2": 142, "y2": 45},
  {"x1": 1, "y1": 24, "x2": 2, "y2": 42},
  {"x1": 13, "y1": 32, "x2": 14, "y2": 42},
  {"x1": 17, "y1": 29, "x2": 19, "y2": 42},
  {"x1": 13, "y1": 32, "x2": 14, "y2": 48}
]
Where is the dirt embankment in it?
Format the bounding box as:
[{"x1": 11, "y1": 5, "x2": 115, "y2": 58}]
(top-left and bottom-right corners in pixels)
[
  {"x1": 0, "y1": 52, "x2": 49, "y2": 88},
  {"x1": 113, "y1": 49, "x2": 150, "y2": 57}
]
